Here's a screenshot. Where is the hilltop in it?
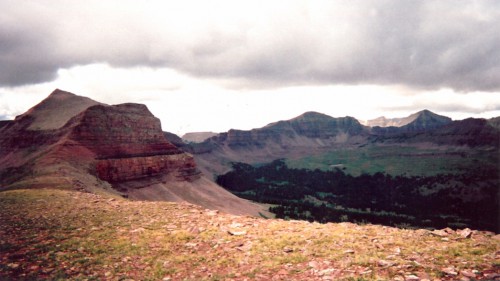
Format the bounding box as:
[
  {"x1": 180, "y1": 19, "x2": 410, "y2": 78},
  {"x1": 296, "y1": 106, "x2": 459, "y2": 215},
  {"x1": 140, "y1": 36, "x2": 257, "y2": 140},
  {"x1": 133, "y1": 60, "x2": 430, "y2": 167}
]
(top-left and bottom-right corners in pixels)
[{"x1": 1, "y1": 188, "x2": 499, "y2": 280}]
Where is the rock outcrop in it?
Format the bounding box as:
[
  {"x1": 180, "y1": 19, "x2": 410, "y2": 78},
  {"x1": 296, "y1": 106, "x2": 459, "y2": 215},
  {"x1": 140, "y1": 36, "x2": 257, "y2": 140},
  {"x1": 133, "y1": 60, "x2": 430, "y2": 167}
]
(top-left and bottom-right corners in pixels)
[
  {"x1": 62, "y1": 103, "x2": 200, "y2": 183},
  {"x1": 96, "y1": 154, "x2": 198, "y2": 182}
]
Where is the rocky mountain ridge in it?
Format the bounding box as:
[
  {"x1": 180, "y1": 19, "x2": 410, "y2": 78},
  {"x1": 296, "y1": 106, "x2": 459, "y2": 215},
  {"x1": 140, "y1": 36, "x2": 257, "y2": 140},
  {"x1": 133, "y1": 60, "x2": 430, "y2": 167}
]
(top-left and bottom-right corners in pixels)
[
  {"x1": 188, "y1": 109, "x2": 499, "y2": 177},
  {"x1": 0, "y1": 89, "x2": 267, "y2": 216}
]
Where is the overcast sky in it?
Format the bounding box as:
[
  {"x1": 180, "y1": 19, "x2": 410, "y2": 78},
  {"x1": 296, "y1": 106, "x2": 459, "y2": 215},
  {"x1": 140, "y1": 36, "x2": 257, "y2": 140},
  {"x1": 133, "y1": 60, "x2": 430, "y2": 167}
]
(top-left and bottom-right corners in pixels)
[{"x1": 1, "y1": 0, "x2": 499, "y2": 135}]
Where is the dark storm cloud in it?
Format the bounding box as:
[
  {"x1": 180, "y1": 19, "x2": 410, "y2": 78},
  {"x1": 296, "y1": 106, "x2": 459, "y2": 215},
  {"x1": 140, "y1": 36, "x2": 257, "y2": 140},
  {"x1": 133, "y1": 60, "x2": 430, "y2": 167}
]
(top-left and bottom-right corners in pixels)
[{"x1": 1, "y1": 0, "x2": 499, "y2": 91}]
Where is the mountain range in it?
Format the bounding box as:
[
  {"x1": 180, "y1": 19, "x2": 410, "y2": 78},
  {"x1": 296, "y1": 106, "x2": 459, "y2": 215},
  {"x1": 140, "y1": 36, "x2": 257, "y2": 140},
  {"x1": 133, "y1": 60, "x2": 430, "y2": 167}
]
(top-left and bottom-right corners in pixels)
[
  {"x1": 187, "y1": 109, "x2": 499, "y2": 177},
  {"x1": 1, "y1": 89, "x2": 499, "y2": 226}
]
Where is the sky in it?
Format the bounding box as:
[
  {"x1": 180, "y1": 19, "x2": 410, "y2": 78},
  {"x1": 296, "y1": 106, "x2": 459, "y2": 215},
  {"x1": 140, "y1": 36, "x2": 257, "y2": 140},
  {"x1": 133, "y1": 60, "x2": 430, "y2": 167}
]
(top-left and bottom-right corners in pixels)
[{"x1": 1, "y1": 0, "x2": 500, "y2": 135}]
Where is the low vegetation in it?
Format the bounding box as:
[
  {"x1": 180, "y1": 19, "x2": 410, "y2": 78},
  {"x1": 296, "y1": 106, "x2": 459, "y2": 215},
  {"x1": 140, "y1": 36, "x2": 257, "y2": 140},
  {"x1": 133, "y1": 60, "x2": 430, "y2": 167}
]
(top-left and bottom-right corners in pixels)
[
  {"x1": 285, "y1": 146, "x2": 497, "y2": 177},
  {"x1": 1, "y1": 189, "x2": 499, "y2": 280}
]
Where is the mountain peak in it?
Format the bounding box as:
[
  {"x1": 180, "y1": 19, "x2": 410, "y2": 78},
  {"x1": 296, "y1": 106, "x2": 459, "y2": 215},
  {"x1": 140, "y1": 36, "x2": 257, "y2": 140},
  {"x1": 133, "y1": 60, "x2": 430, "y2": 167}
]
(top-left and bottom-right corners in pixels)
[
  {"x1": 48, "y1": 88, "x2": 76, "y2": 98},
  {"x1": 404, "y1": 109, "x2": 452, "y2": 131},
  {"x1": 294, "y1": 111, "x2": 333, "y2": 120},
  {"x1": 17, "y1": 89, "x2": 102, "y2": 130},
  {"x1": 366, "y1": 110, "x2": 452, "y2": 129}
]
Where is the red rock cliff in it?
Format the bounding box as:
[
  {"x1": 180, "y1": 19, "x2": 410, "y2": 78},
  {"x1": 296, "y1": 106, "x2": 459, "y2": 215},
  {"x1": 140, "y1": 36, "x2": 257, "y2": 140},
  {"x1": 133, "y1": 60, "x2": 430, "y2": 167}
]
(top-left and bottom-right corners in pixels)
[{"x1": 67, "y1": 103, "x2": 200, "y2": 183}]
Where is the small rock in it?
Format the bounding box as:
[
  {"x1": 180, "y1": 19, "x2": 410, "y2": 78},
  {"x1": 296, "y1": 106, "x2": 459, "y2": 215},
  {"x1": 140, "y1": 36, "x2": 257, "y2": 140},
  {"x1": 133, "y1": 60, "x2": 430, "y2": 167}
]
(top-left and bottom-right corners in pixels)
[
  {"x1": 308, "y1": 261, "x2": 319, "y2": 269},
  {"x1": 457, "y1": 228, "x2": 472, "y2": 239},
  {"x1": 318, "y1": 268, "x2": 336, "y2": 276},
  {"x1": 7, "y1": 263, "x2": 19, "y2": 269},
  {"x1": 227, "y1": 230, "x2": 246, "y2": 236},
  {"x1": 343, "y1": 249, "x2": 355, "y2": 254},
  {"x1": 460, "y1": 270, "x2": 476, "y2": 278},
  {"x1": 378, "y1": 260, "x2": 395, "y2": 267},
  {"x1": 484, "y1": 272, "x2": 500, "y2": 279},
  {"x1": 431, "y1": 229, "x2": 448, "y2": 237},
  {"x1": 442, "y1": 267, "x2": 458, "y2": 276},
  {"x1": 405, "y1": 275, "x2": 419, "y2": 281},
  {"x1": 130, "y1": 227, "x2": 145, "y2": 233},
  {"x1": 283, "y1": 247, "x2": 293, "y2": 253},
  {"x1": 185, "y1": 242, "x2": 197, "y2": 248},
  {"x1": 229, "y1": 222, "x2": 243, "y2": 228},
  {"x1": 206, "y1": 210, "x2": 219, "y2": 216}
]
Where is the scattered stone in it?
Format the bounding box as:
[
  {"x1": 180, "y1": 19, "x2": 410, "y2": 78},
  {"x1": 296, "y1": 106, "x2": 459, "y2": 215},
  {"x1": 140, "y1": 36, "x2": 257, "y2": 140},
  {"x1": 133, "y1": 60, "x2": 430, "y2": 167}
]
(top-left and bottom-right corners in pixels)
[
  {"x1": 460, "y1": 270, "x2": 476, "y2": 278},
  {"x1": 343, "y1": 249, "x2": 355, "y2": 254},
  {"x1": 229, "y1": 222, "x2": 243, "y2": 228},
  {"x1": 442, "y1": 267, "x2": 458, "y2": 276},
  {"x1": 205, "y1": 210, "x2": 219, "y2": 216},
  {"x1": 378, "y1": 260, "x2": 395, "y2": 267},
  {"x1": 318, "y1": 268, "x2": 336, "y2": 276},
  {"x1": 308, "y1": 261, "x2": 319, "y2": 269},
  {"x1": 227, "y1": 229, "x2": 246, "y2": 236},
  {"x1": 283, "y1": 247, "x2": 294, "y2": 253},
  {"x1": 431, "y1": 229, "x2": 448, "y2": 237},
  {"x1": 484, "y1": 273, "x2": 500, "y2": 279},
  {"x1": 457, "y1": 228, "x2": 472, "y2": 239},
  {"x1": 405, "y1": 275, "x2": 419, "y2": 281},
  {"x1": 7, "y1": 263, "x2": 19, "y2": 269},
  {"x1": 130, "y1": 227, "x2": 145, "y2": 233}
]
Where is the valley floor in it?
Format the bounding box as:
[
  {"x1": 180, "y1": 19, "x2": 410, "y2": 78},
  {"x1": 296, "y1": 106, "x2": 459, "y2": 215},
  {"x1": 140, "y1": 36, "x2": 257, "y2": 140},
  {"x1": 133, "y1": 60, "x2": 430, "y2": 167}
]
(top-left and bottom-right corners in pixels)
[{"x1": 1, "y1": 189, "x2": 499, "y2": 280}]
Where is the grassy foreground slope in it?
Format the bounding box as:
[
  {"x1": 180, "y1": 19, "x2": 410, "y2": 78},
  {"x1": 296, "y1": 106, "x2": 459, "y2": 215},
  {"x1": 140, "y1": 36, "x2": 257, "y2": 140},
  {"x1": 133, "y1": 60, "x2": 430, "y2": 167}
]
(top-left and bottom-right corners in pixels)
[{"x1": 1, "y1": 189, "x2": 499, "y2": 280}]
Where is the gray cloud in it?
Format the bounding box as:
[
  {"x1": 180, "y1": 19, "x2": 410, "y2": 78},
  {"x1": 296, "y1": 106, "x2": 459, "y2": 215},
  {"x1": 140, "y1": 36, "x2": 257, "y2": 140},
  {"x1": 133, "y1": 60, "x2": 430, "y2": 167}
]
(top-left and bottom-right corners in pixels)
[{"x1": 1, "y1": 0, "x2": 500, "y2": 91}]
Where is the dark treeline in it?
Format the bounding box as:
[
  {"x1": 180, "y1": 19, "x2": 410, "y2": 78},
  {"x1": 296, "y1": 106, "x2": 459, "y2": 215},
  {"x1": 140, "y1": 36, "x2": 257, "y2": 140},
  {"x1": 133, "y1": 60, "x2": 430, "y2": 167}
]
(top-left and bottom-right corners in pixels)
[{"x1": 216, "y1": 159, "x2": 499, "y2": 232}]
